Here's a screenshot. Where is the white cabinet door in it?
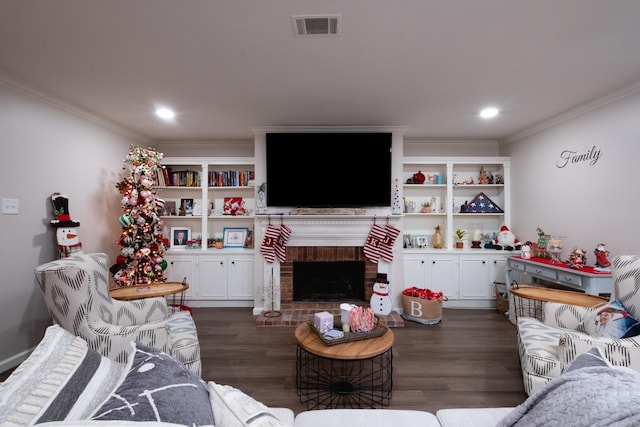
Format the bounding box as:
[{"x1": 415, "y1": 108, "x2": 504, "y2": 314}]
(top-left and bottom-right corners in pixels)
[
  {"x1": 427, "y1": 255, "x2": 457, "y2": 299},
  {"x1": 165, "y1": 255, "x2": 197, "y2": 299},
  {"x1": 459, "y1": 257, "x2": 491, "y2": 299},
  {"x1": 404, "y1": 254, "x2": 428, "y2": 289},
  {"x1": 199, "y1": 256, "x2": 227, "y2": 299},
  {"x1": 227, "y1": 256, "x2": 254, "y2": 299},
  {"x1": 489, "y1": 256, "x2": 508, "y2": 286}
]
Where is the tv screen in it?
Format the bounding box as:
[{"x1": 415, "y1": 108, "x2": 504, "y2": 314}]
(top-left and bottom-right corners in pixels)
[{"x1": 266, "y1": 133, "x2": 392, "y2": 208}]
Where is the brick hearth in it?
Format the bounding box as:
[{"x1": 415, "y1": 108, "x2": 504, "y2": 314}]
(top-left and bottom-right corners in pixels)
[
  {"x1": 256, "y1": 246, "x2": 404, "y2": 327},
  {"x1": 255, "y1": 304, "x2": 404, "y2": 327}
]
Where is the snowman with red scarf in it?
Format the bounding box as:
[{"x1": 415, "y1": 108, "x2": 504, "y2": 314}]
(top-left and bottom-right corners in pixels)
[
  {"x1": 370, "y1": 274, "x2": 393, "y2": 315},
  {"x1": 50, "y1": 193, "x2": 83, "y2": 258}
]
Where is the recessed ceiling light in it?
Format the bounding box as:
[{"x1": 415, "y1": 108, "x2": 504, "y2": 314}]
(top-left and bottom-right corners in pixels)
[
  {"x1": 155, "y1": 106, "x2": 175, "y2": 121},
  {"x1": 479, "y1": 107, "x2": 500, "y2": 119}
]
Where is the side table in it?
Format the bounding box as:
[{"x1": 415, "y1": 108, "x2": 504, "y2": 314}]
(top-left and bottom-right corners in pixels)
[
  {"x1": 109, "y1": 281, "x2": 190, "y2": 312},
  {"x1": 511, "y1": 284, "x2": 608, "y2": 321},
  {"x1": 294, "y1": 322, "x2": 394, "y2": 410}
]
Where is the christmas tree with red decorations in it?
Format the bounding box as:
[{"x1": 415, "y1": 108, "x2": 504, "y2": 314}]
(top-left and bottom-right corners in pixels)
[{"x1": 111, "y1": 145, "x2": 168, "y2": 286}]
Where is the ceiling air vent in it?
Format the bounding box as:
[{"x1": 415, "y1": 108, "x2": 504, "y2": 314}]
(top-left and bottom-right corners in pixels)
[{"x1": 292, "y1": 15, "x2": 341, "y2": 37}]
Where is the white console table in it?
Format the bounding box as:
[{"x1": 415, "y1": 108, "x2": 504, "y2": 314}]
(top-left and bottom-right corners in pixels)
[{"x1": 506, "y1": 256, "x2": 612, "y2": 296}]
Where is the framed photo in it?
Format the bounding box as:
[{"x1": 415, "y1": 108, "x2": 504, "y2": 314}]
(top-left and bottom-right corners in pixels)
[
  {"x1": 223, "y1": 227, "x2": 249, "y2": 248},
  {"x1": 244, "y1": 229, "x2": 254, "y2": 248},
  {"x1": 161, "y1": 200, "x2": 176, "y2": 216},
  {"x1": 180, "y1": 198, "x2": 194, "y2": 216},
  {"x1": 415, "y1": 235, "x2": 430, "y2": 249},
  {"x1": 171, "y1": 227, "x2": 191, "y2": 249}
]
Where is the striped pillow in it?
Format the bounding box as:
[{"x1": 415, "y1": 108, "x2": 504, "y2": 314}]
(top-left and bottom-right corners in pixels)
[{"x1": 0, "y1": 325, "x2": 125, "y2": 426}]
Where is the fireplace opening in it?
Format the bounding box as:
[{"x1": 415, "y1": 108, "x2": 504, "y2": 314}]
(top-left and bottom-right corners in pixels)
[{"x1": 293, "y1": 261, "x2": 365, "y2": 302}]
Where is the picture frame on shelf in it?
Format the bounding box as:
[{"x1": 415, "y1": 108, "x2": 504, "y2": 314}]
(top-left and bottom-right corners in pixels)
[
  {"x1": 415, "y1": 235, "x2": 430, "y2": 249},
  {"x1": 171, "y1": 227, "x2": 191, "y2": 249},
  {"x1": 161, "y1": 201, "x2": 176, "y2": 216},
  {"x1": 244, "y1": 229, "x2": 254, "y2": 248},
  {"x1": 180, "y1": 198, "x2": 194, "y2": 216},
  {"x1": 223, "y1": 227, "x2": 249, "y2": 248}
]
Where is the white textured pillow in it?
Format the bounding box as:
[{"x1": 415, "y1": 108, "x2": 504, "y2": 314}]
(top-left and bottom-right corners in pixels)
[
  {"x1": 208, "y1": 381, "x2": 291, "y2": 427},
  {"x1": 0, "y1": 325, "x2": 125, "y2": 425}
]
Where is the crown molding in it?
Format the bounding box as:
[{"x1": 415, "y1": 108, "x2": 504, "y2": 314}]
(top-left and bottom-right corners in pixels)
[
  {"x1": 0, "y1": 72, "x2": 148, "y2": 143},
  {"x1": 502, "y1": 79, "x2": 640, "y2": 145}
]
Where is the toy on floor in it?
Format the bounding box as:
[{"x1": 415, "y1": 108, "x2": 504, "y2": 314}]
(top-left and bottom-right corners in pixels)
[{"x1": 50, "y1": 193, "x2": 83, "y2": 258}]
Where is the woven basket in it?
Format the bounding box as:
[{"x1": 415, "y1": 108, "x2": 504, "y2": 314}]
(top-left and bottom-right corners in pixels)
[{"x1": 494, "y1": 282, "x2": 509, "y2": 314}]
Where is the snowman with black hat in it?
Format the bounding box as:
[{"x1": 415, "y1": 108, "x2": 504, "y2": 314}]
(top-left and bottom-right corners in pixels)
[{"x1": 50, "y1": 193, "x2": 83, "y2": 258}]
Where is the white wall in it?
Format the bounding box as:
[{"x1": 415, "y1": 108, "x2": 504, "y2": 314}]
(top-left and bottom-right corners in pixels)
[
  {"x1": 501, "y1": 89, "x2": 640, "y2": 260},
  {"x1": 0, "y1": 84, "x2": 140, "y2": 370}
]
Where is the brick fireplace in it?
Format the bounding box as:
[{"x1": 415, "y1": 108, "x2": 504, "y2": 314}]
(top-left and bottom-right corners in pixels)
[
  {"x1": 256, "y1": 216, "x2": 402, "y2": 312},
  {"x1": 280, "y1": 246, "x2": 378, "y2": 308}
]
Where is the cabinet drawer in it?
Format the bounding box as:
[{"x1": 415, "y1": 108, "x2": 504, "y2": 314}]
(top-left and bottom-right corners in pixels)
[
  {"x1": 557, "y1": 272, "x2": 584, "y2": 289},
  {"x1": 525, "y1": 264, "x2": 556, "y2": 280},
  {"x1": 508, "y1": 259, "x2": 526, "y2": 272}
]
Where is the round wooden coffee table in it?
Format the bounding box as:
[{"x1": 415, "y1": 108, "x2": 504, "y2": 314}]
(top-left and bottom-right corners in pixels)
[{"x1": 295, "y1": 322, "x2": 394, "y2": 409}]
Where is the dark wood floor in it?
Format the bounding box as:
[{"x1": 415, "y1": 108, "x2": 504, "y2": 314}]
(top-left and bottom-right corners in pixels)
[
  {"x1": 195, "y1": 307, "x2": 527, "y2": 415},
  {"x1": 0, "y1": 307, "x2": 526, "y2": 415}
]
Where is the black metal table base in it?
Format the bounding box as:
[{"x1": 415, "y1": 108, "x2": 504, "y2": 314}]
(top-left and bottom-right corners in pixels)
[{"x1": 296, "y1": 346, "x2": 393, "y2": 409}]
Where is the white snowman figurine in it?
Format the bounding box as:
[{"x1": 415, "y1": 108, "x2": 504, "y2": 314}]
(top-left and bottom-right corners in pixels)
[
  {"x1": 50, "y1": 193, "x2": 83, "y2": 258},
  {"x1": 370, "y1": 281, "x2": 393, "y2": 315}
]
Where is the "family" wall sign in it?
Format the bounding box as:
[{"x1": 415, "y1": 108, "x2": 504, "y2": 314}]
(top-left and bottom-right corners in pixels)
[{"x1": 556, "y1": 145, "x2": 602, "y2": 168}]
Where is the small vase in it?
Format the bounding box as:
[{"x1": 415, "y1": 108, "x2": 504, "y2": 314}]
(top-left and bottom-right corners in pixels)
[
  {"x1": 455, "y1": 241, "x2": 464, "y2": 249},
  {"x1": 215, "y1": 241, "x2": 223, "y2": 249},
  {"x1": 421, "y1": 206, "x2": 432, "y2": 213},
  {"x1": 432, "y1": 225, "x2": 444, "y2": 249}
]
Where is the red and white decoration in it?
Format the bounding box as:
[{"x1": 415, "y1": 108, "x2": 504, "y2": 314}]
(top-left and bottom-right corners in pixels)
[
  {"x1": 363, "y1": 223, "x2": 386, "y2": 263},
  {"x1": 261, "y1": 218, "x2": 292, "y2": 264},
  {"x1": 274, "y1": 224, "x2": 291, "y2": 263},
  {"x1": 364, "y1": 219, "x2": 400, "y2": 263},
  {"x1": 260, "y1": 223, "x2": 280, "y2": 264}
]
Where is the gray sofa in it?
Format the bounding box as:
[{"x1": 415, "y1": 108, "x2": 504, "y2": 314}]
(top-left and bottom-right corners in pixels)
[{"x1": 4, "y1": 324, "x2": 640, "y2": 426}]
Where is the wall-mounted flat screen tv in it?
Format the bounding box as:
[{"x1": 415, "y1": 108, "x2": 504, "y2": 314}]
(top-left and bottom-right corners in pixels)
[{"x1": 266, "y1": 133, "x2": 392, "y2": 208}]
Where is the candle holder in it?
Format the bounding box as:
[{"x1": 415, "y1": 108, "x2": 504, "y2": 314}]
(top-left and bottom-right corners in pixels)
[{"x1": 470, "y1": 223, "x2": 483, "y2": 249}]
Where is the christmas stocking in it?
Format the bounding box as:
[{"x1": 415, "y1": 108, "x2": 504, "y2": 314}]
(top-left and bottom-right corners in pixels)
[
  {"x1": 363, "y1": 223, "x2": 386, "y2": 263},
  {"x1": 260, "y1": 224, "x2": 280, "y2": 263},
  {"x1": 275, "y1": 224, "x2": 291, "y2": 263},
  {"x1": 380, "y1": 223, "x2": 401, "y2": 262}
]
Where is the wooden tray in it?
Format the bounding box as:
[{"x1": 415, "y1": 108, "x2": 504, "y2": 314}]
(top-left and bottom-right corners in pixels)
[{"x1": 307, "y1": 319, "x2": 388, "y2": 346}]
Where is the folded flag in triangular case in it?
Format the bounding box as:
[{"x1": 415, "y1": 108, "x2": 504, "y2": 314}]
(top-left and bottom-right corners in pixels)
[{"x1": 466, "y1": 192, "x2": 504, "y2": 213}]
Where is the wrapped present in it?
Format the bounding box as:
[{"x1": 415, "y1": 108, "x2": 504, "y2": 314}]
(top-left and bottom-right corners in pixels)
[{"x1": 314, "y1": 311, "x2": 333, "y2": 333}]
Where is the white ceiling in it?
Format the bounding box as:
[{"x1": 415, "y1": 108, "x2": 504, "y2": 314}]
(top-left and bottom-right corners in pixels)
[{"x1": 2, "y1": 0, "x2": 640, "y2": 142}]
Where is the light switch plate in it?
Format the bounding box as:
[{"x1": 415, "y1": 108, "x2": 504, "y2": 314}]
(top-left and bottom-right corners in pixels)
[{"x1": 2, "y1": 198, "x2": 19, "y2": 214}]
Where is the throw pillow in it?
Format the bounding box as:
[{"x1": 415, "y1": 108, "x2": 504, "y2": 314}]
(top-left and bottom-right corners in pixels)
[
  {"x1": 0, "y1": 325, "x2": 125, "y2": 425},
  {"x1": 208, "y1": 381, "x2": 291, "y2": 427},
  {"x1": 91, "y1": 342, "x2": 214, "y2": 426},
  {"x1": 582, "y1": 300, "x2": 640, "y2": 339},
  {"x1": 563, "y1": 346, "x2": 612, "y2": 373}
]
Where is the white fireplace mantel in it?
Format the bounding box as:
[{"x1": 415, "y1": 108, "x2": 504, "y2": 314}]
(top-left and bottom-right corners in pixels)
[{"x1": 255, "y1": 215, "x2": 401, "y2": 247}]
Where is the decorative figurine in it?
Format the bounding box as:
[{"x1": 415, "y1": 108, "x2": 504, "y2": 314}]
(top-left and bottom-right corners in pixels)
[
  {"x1": 488, "y1": 225, "x2": 522, "y2": 251},
  {"x1": 521, "y1": 242, "x2": 532, "y2": 259},
  {"x1": 50, "y1": 193, "x2": 83, "y2": 258},
  {"x1": 594, "y1": 243, "x2": 612, "y2": 270},
  {"x1": 568, "y1": 247, "x2": 587, "y2": 270},
  {"x1": 370, "y1": 280, "x2": 393, "y2": 316}
]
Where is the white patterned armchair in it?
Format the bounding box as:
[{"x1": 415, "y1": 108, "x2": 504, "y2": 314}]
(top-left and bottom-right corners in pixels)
[
  {"x1": 516, "y1": 255, "x2": 640, "y2": 395},
  {"x1": 34, "y1": 253, "x2": 201, "y2": 375}
]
